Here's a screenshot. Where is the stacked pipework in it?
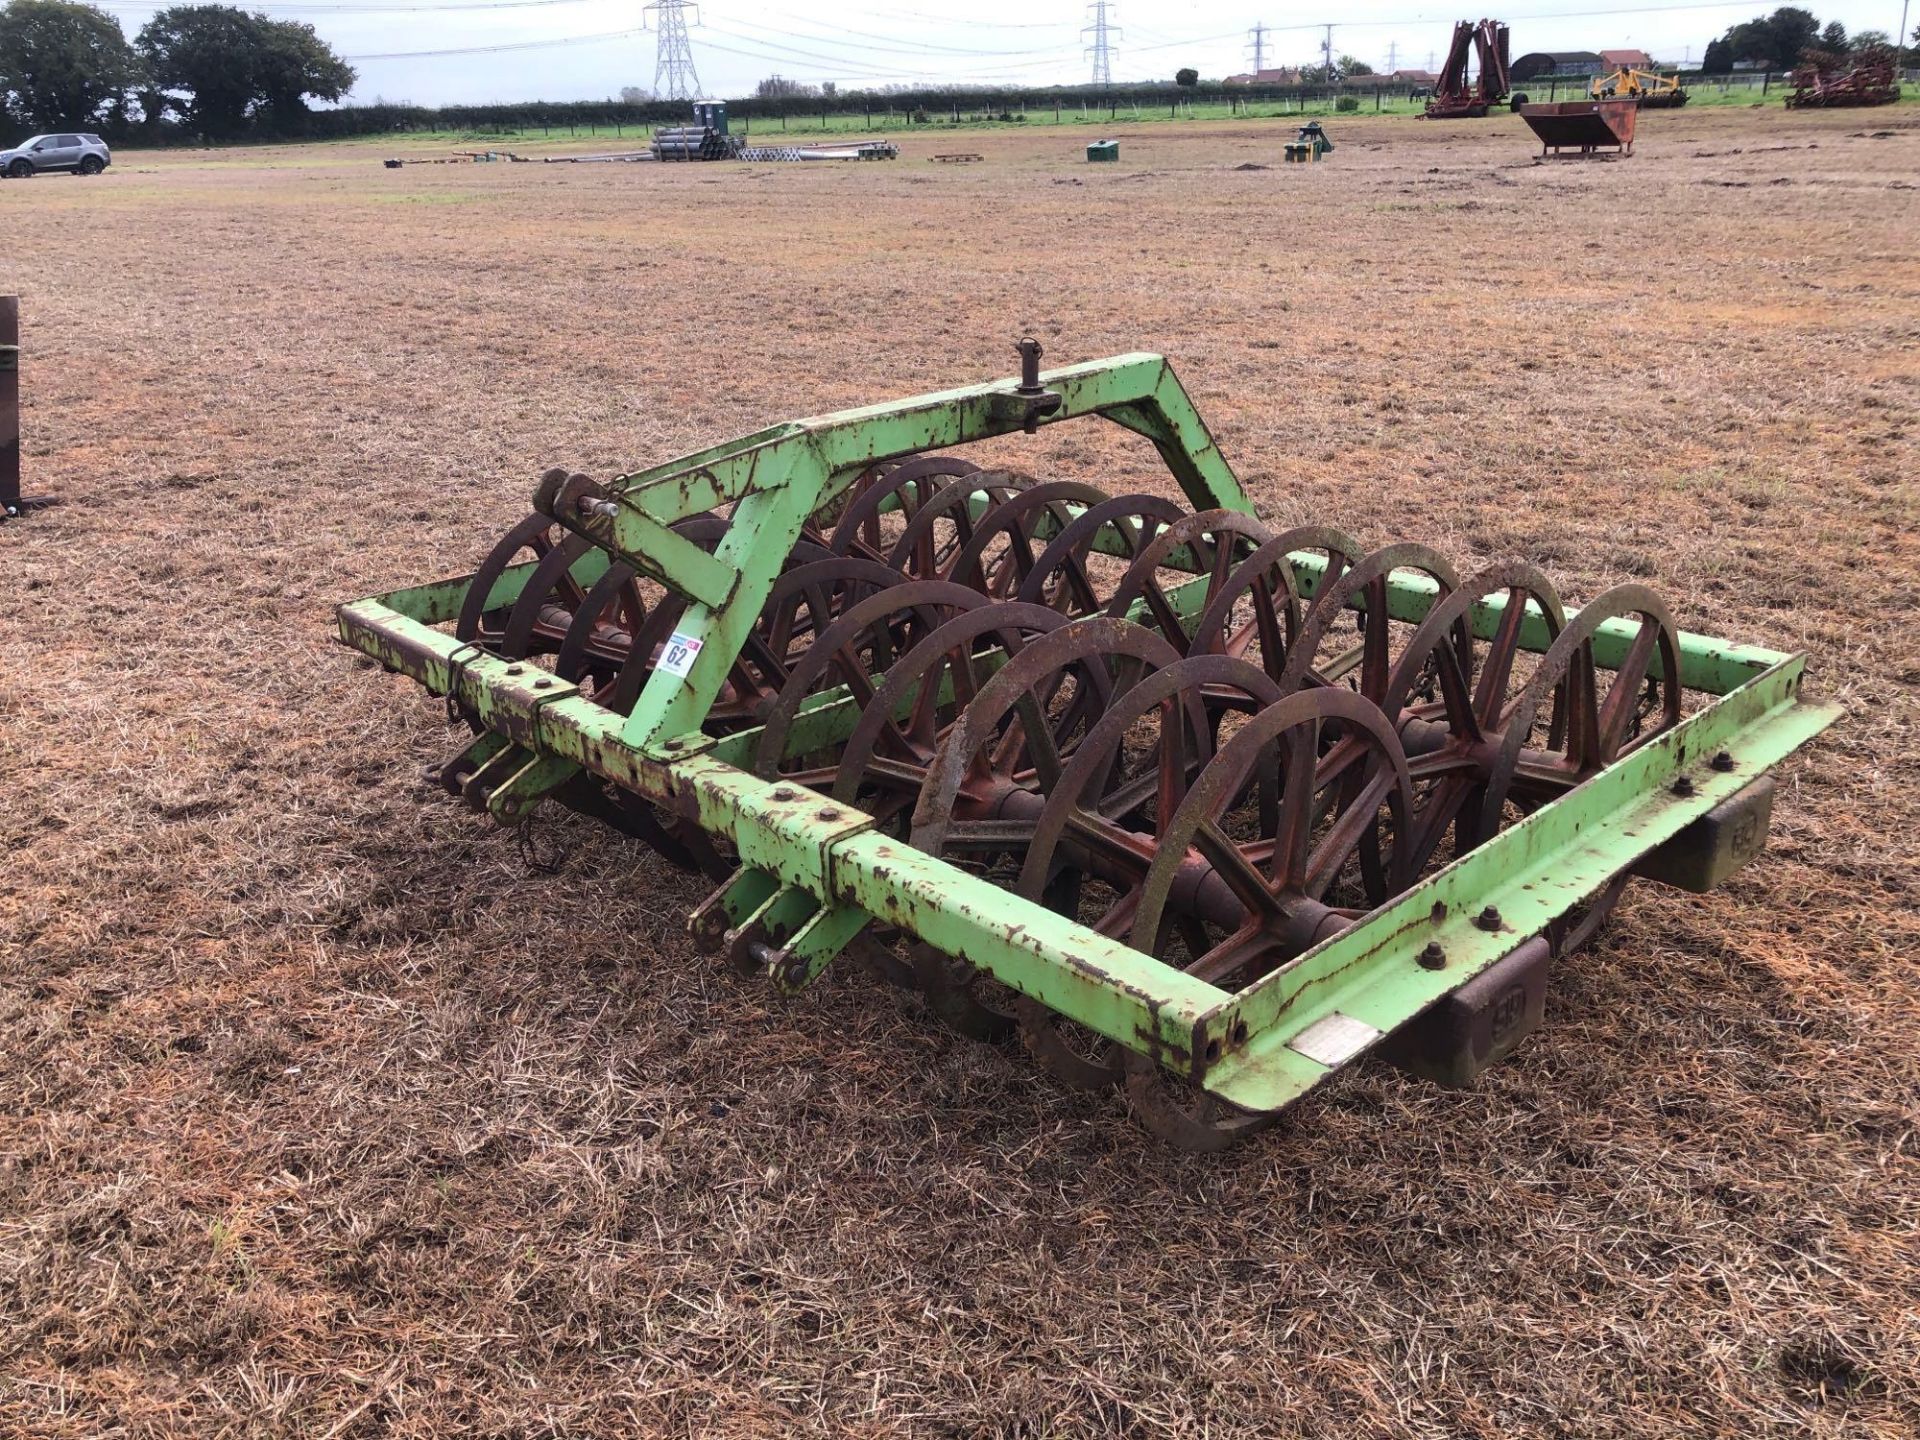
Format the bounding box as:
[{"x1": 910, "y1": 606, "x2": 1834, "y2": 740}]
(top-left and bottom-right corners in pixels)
[{"x1": 650, "y1": 125, "x2": 737, "y2": 161}]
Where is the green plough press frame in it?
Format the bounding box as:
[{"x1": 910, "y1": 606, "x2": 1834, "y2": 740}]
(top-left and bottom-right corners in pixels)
[{"x1": 338, "y1": 353, "x2": 1838, "y2": 1114}]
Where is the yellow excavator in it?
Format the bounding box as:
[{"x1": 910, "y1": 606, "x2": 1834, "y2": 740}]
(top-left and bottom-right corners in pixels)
[{"x1": 1590, "y1": 67, "x2": 1689, "y2": 107}]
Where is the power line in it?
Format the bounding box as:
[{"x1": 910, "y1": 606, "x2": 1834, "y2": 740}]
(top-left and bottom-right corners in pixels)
[
  {"x1": 646, "y1": 0, "x2": 702, "y2": 100},
  {"x1": 706, "y1": 19, "x2": 1069, "y2": 61},
  {"x1": 861, "y1": 6, "x2": 1074, "y2": 27},
  {"x1": 764, "y1": 13, "x2": 1074, "y2": 56},
  {"x1": 699, "y1": 27, "x2": 974, "y2": 80},
  {"x1": 344, "y1": 25, "x2": 640, "y2": 59},
  {"x1": 1083, "y1": 1, "x2": 1117, "y2": 87},
  {"x1": 1321, "y1": 0, "x2": 1785, "y2": 27},
  {"x1": 342, "y1": 3, "x2": 1776, "y2": 74},
  {"x1": 693, "y1": 29, "x2": 1066, "y2": 82}
]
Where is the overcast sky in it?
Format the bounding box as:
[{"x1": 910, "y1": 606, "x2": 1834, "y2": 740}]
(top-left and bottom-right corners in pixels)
[{"x1": 88, "y1": 0, "x2": 1916, "y2": 106}]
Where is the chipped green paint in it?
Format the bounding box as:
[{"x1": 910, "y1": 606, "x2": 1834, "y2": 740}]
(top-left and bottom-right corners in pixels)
[{"x1": 337, "y1": 350, "x2": 1839, "y2": 1117}]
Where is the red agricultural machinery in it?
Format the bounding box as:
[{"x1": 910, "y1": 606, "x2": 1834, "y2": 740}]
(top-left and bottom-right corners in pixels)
[
  {"x1": 1785, "y1": 47, "x2": 1900, "y2": 109},
  {"x1": 1424, "y1": 19, "x2": 1514, "y2": 119}
]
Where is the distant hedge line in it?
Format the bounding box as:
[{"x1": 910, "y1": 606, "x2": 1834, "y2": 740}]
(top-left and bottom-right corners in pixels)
[
  {"x1": 70, "y1": 69, "x2": 1839, "y2": 146},
  {"x1": 81, "y1": 81, "x2": 1432, "y2": 145}
]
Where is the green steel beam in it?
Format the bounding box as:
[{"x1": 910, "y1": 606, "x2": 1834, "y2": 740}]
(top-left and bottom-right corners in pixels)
[
  {"x1": 1194, "y1": 658, "x2": 1838, "y2": 1110},
  {"x1": 338, "y1": 597, "x2": 1226, "y2": 1059},
  {"x1": 376, "y1": 548, "x2": 613, "y2": 627},
  {"x1": 538, "y1": 354, "x2": 1246, "y2": 755},
  {"x1": 336, "y1": 349, "x2": 1837, "y2": 1122},
  {"x1": 1287, "y1": 557, "x2": 1783, "y2": 697},
  {"x1": 337, "y1": 590, "x2": 1836, "y2": 1101}
]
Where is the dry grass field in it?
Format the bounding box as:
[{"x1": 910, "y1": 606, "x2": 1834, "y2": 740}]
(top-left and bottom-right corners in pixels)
[{"x1": 2, "y1": 105, "x2": 1917, "y2": 1437}]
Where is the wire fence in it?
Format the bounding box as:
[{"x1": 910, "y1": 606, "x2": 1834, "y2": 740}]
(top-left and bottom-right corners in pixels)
[{"x1": 92, "y1": 68, "x2": 1920, "y2": 148}]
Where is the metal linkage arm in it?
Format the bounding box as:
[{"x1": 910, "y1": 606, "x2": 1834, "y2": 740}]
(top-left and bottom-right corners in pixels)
[{"x1": 532, "y1": 352, "x2": 1246, "y2": 753}]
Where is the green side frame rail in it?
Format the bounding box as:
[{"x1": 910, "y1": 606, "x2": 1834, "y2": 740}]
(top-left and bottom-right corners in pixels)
[{"x1": 337, "y1": 351, "x2": 1839, "y2": 1115}]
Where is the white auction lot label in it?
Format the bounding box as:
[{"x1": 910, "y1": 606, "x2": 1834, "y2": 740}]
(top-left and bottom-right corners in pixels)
[{"x1": 660, "y1": 631, "x2": 704, "y2": 677}]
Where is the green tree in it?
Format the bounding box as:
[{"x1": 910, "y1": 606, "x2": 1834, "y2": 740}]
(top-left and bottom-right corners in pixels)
[
  {"x1": 1848, "y1": 29, "x2": 1890, "y2": 51},
  {"x1": 253, "y1": 12, "x2": 353, "y2": 130},
  {"x1": 0, "y1": 0, "x2": 136, "y2": 129},
  {"x1": 136, "y1": 5, "x2": 353, "y2": 138},
  {"x1": 1716, "y1": 8, "x2": 1821, "y2": 70},
  {"x1": 755, "y1": 74, "x2": 815, "y2": 99},
  {"x1": 1337, "y1": 55, "x2": 1375, "y2": 75},
  {"x1": 1174, "y1": 66, "x2": 1198, "y2": 87},
  {"x1": 1817, "y1": 19, "x2": 1847, "y2": 50}
]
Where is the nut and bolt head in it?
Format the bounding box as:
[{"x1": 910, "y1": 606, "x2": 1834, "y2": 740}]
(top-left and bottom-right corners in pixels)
[
  {"x1": 1474, "y1": 906, "x2": 1502, "y2": 931},
  {"x1": 1418, "y1": 942, "x2": 1447, "y2": 970},
  {"x1": 1710, "y1": 751, "x2": 1735, "y2": 773},
  {"x1": 1671, "y1": 775, "x2": 1696, "y2": 796}
]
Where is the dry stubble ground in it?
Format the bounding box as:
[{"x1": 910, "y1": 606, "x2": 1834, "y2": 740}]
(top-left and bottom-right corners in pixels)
[{"x1": 1, "y1": 107, "x2": 1917, "y2": 1438}]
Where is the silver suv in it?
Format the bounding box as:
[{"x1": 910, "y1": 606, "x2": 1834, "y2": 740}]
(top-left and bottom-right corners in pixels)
[{"x1": 1, "y1": 133, "x2": 112, "y2": 178}]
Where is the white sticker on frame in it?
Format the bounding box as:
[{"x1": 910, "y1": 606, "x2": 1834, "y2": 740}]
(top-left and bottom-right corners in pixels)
[{"x1": 659, "y1": 631, "x2": 704, "y2": 678}]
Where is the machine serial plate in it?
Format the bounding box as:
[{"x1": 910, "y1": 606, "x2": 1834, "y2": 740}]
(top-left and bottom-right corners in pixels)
[{"x1": 1286, "y1": 1013, "x2": 1384, "y2": 1067}]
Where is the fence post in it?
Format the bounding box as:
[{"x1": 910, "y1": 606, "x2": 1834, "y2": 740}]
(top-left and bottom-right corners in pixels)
[
  {"x1": 0, "y1": 296, "x2": 16, "y2": 515},
  {"x1": 1762, "y1": 70, "x2": 1770, "y2": 94},
  {"x1": 0, "y1": 295, "x2": 51, "y2": 518}
]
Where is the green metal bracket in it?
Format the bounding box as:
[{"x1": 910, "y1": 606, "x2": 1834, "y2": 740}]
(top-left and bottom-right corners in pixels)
[
  {"x1": 689, "y1": 865, "x2": 780, "y2": 952},
  {"x1": 1195, "y1": 656, "x2": 1838, "y2": 1111},
  {"x1": 482, "y1": 750, "x2": 580, "y2": 826},
  {"x1": 532, "y1": 354, "x2": 1245, "y2": 756},
  {"x1": 765, "y1": 900, "x2": 874, "y2": 993}
]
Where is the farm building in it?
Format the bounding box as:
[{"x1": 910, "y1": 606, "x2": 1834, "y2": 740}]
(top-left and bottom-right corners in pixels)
[
  {"x1": 1224, "y1": 67, "x2": 1306, "y2": 85},
  {"x1": 1512, "y1": 50, "x2": 1604, "y2": 80}
]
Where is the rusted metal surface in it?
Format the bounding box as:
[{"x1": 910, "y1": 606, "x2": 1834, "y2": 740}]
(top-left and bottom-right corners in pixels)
[
  {"x1": 1785, "y1": 51, "x2": 1899, "y2": 108},
  {"x1": 335, "y1": 345, "x2": 1840, "y2": 1150},
  {"x1": 1423, "y1": 19, "x2": 1513, "y2": 119},
  {"x1": 1519, "y1": 99, "x2": 1640, "y2": 158}
]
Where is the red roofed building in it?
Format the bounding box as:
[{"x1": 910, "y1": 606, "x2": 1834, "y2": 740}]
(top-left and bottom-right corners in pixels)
[{"x1": 1599, "y1": 49, "x2": 1655, "y2": 68}]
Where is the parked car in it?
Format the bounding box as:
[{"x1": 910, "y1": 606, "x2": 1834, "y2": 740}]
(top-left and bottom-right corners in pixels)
[{"x1": 1, "y1": 133, "x2": 112, "y2": 178}]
